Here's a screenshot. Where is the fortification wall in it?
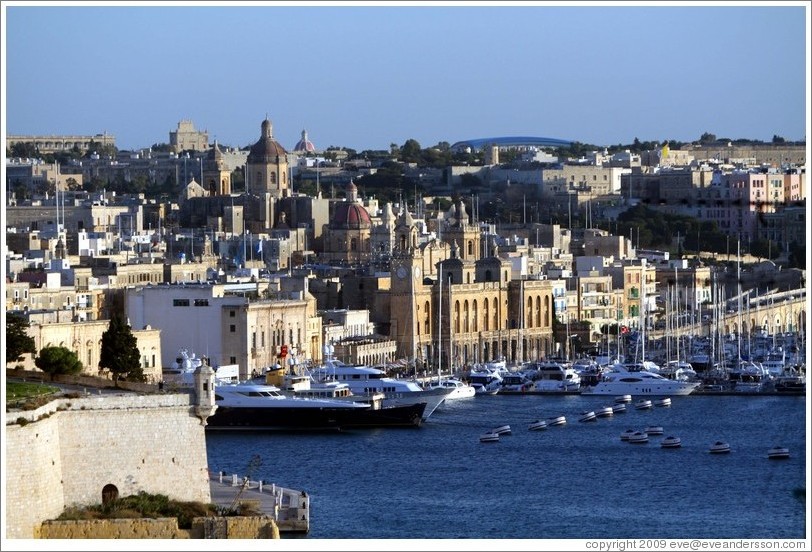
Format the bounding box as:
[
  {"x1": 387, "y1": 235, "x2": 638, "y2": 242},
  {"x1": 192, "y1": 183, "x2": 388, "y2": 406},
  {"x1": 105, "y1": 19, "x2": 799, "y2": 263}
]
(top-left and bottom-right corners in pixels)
[
  {"x1": 4, "y1": 416, "x2": 66, "y2": 539},
  {"x1": 4, "y1": 393, "x2": 211, "y2": 539}
]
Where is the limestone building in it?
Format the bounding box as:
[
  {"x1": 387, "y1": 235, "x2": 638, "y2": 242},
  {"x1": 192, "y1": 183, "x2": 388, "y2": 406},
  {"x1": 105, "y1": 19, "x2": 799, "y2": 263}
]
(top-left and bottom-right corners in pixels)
[{"x1": 169, "y1": 119, "x2": 209, "y2": 153}]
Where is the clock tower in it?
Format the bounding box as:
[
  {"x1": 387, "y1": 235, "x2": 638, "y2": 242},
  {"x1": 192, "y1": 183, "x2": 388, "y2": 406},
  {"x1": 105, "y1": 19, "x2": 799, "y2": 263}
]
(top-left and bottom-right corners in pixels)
[{"x1": 389, "y1": 207, "x2": 432, "y2": 370}]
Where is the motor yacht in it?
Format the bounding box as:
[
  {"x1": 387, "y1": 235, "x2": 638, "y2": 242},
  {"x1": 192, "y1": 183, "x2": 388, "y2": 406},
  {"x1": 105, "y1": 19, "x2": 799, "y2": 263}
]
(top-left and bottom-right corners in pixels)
[{"x1": 581, "y1": 363, "x2": 701, "y2": 396}]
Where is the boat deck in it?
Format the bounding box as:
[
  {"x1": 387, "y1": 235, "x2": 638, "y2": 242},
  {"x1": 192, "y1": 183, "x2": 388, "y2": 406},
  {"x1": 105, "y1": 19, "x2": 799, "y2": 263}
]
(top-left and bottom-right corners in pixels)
[{"x1": 209, "y1": 472, "x2": 309, "y2": 534}]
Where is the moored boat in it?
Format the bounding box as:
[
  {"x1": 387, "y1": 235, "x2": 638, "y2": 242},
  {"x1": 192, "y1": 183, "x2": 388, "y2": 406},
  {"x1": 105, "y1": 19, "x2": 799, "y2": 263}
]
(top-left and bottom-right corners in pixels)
[
  {"x1": 546, "y1": 415, "x2": 567, "y2": 427},
  {"x1": 612, "y1": 403, "x2": 627, "y2": 414},
  {"x1": 596, "y1": 406, "x2": 614, "y2": 418},
  {"x1": 654, "y1": 397, "x2": 672, "y2": 407},
  {"x1": 644, "y1": 425, "x2": 664, "y2": 435},
  {"x1": 492, "y1": 424, "x2": 512, "y2": 436},
  {"x1": 767, "y1": 446, "x2": 790, "y2": 459},
  {"x1": 614, "y1": 394, "x2": 632, "y2": 404},
  {"x1": 528, "y1": 420, "x2": 548, "y2": 431},
  {"x1": 709, "y1": 441, "x2": 731, "y2": 454},
  {"x1": 479, "y1": 432, "x2": 500, "y2": 443},
  {"x1": 628, "y1": 431, "x2": 649, "y2": 444},
  {"x1": 661, "y1": 436, "x2": 682, "y2": 448},
  {"x1": 620, "y1": 428, "x2": 636, "y2": 441},
  {"x1": 578, "y1": 411, "x2": 597, "y2": 423},
  {"x1": 634, "y1": 399, "x2": 653, "y2": 410}
]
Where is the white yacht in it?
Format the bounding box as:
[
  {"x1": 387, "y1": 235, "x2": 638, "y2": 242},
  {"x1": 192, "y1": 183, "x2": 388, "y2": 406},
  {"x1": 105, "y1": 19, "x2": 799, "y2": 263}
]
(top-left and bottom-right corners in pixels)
[
  {"x1": 528, "y1": 359, "x2": 582, "y2": 393},
  {"x1": 311, "y1": 359, "x2": 452, "y2": 419},
  {"x1": 427, "y1": 378, "x2": 476, "y2": 400},
  {"x1": 580, "y1": 363, "x2": 700, "y2": 396},
  {"x1": 467, "y1": 362, "x2": 506, "y2": 395}
]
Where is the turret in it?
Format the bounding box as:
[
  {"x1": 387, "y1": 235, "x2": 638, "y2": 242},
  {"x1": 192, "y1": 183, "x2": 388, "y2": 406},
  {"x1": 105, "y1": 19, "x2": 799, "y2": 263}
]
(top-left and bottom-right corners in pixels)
[{"x1": 193, "y1": 359, "x2": 217, "y2": 425}]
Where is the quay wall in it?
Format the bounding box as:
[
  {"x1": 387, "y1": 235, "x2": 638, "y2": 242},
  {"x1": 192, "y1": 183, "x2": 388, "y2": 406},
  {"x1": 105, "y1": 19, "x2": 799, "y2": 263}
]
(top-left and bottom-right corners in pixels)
[{"x1": 4, "y1": 393, "x2": 211, "y2": 539}]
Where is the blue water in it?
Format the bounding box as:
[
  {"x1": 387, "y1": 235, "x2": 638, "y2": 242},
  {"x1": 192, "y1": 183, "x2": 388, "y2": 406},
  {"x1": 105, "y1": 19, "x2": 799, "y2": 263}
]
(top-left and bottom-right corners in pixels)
[{"x1": 205, "y1": 394, "x2": 808, "y2": 539}]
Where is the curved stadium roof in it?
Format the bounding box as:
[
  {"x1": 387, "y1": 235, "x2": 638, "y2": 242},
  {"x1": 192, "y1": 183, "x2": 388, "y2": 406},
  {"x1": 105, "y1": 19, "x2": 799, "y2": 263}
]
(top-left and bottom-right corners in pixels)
[{"x1": 450, "y1": 136, "x2": 573, "y2": 150}]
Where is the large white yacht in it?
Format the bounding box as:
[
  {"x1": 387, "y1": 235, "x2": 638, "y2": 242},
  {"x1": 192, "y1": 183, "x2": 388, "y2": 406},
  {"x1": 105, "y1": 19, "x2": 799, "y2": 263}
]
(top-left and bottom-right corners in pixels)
[
  {"x1": 427, "y1": 378, "x2": 476, "y2": 400},
  {"x1": 311, "y1": 359, "x2": 453, "y2": 419},
  {"x1": 580, "y1": 363, "x2": 701, "y2": 396}
]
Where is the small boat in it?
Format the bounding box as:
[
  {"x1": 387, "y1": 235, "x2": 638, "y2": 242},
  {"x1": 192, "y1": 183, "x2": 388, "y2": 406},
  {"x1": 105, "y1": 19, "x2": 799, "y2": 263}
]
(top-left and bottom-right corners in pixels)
[
  {"x1": 479, "y1": 432, "x2": 500, "y2": 443},
  {"x1": 596, "y1": 406, "x2": 614, "y2": 418},
  {"x1": 709, "y1": 441, "x2": 731, "y2": 454},
  {"x1": 644, "y1": 425, "x2": 664, "y2": 435},
  {"x1": 628, "y1": 431, "x2": 649, "y2": 444},
  {"x1": 578, "y1": 410, "x2": 597, "y2": 422},
  {"x1": 620, "y1": 428, "x2": 636, "y2": 441},
  {"x1": 528, "y1": 420, "x2": 548, "y2": 431},
  {"x1": 546, "y1": 415, "x2": 567, "y2": 427},
  {"x1": 614, "y1": 394, "x2": 632, "y2": 404},
  {"x1": 767, "y1": 446, "x2": 790, "y2": 459},
  {"x1": 634, "y1": 399, "x2": 653, "y2": 410},
  {"x1": 661, "y1": 436, "x2": 682, "y2": 448},
  {"x1": 654, "y1": 397, "x2": 672, "y2": 407},
  {"x1": 492, "y1": 424, "x2": 512, "y2": 436},
  {"x1": 612, "y1": 403, "x2": 627, "y2": 414}
]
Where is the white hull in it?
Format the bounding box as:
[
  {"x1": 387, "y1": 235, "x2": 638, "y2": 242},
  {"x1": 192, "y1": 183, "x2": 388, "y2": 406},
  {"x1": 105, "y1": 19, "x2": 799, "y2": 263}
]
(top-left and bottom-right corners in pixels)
[{"x1": 582, "y1": 381, "x2": 699, "y2": 396}]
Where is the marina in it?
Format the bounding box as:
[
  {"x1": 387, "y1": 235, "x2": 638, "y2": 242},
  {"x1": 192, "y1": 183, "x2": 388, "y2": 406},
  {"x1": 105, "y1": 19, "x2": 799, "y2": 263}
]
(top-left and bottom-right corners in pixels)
[{"x1": 206, "y1": 392, "x2": 806, "y2": 539}]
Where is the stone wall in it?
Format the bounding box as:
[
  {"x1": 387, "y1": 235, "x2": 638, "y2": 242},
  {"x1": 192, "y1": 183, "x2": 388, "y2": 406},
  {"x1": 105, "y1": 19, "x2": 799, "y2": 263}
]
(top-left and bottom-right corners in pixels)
[
  {"x1": 40, "y1": 516, "x2": 280, "y2": 539},
  {"x1": 4, "y1": 393, "x2": 211, "y2": 539}
]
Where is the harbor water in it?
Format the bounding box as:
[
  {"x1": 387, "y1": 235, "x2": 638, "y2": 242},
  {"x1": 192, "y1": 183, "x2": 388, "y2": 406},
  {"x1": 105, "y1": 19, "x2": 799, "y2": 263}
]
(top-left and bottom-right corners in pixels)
[{"x1": 206, "y1": 394, "x2": 807, "y2": 539}]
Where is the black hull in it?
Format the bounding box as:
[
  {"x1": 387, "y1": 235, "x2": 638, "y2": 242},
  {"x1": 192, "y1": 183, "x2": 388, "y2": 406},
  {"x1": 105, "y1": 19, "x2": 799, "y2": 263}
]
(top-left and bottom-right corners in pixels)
[{"x1": 206, "y1": 402, "x2": 426, "y2": 431}]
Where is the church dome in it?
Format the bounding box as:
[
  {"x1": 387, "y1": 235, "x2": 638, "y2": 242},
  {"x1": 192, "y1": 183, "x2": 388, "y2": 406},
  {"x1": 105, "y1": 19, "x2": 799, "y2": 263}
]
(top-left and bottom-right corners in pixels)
[
  {"x1": 332, "y1": 202, "x2": 372, "y2": 228},
  {"x1": 247, "y1": 118, "x2": 288, "y2": 163},
  {"x1": 293, "y1": 129, "x2": 316, "y2": 153}
]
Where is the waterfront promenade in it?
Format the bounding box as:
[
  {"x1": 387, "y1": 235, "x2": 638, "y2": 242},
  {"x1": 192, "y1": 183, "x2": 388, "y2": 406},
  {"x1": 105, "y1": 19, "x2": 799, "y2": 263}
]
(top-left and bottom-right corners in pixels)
[{"x1": 208, "y1": 471, "x2": 310, "y2": 534}]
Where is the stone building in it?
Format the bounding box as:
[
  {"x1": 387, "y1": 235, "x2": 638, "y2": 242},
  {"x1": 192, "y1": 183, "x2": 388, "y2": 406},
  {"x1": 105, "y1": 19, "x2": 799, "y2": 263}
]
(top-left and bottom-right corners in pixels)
[{"x1": 169, "y1": 119, "x2": 208, "y2": 153}]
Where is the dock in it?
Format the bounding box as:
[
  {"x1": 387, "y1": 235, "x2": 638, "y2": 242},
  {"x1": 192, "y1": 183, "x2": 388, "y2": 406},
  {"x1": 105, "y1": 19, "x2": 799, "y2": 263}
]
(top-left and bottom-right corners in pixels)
[{"x1": 209, "y1": 472, "x2": 309, "y2": 534}]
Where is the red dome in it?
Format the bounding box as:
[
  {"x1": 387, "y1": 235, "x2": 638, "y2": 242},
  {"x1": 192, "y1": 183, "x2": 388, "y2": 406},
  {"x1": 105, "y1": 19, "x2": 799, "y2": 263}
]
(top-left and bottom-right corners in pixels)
[{"x1": 332, "y1": 202, "x2": 371, "y2": 228}]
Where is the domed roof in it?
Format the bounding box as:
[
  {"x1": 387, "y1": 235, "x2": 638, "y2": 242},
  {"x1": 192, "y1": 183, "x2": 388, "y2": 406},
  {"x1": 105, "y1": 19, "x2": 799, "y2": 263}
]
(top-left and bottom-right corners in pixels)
[
  {"x1": 247, "y1": 118, "x2": 288, "y2": 163},
  {"x1": 294, "y1": 129, "x2": 316, "y2": 153},
  {"x1": 332, "y1": 202, "x2": 372, "y2": 228}
]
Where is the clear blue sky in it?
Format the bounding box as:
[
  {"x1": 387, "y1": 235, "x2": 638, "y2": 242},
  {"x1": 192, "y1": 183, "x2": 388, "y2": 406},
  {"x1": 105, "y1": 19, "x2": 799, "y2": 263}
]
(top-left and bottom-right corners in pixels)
[{"x1": 3, "y1": 2, "x2": 809, "y2": 152}]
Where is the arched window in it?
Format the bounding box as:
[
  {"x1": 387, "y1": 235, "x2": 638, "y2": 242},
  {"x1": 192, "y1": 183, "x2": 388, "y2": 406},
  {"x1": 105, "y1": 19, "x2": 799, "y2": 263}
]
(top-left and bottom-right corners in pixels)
[
  {"x1": 350, "y1": 238, "x2": 357, "y2": 251},
  {"x1": 526, "y1": 297, "x2": 533, "y2": 328},
  {"x1": 454, "y1": 301, "x2": 461, "y2": 333},
  {"x1": 472, "y1": 300, "x2": 478, "y2": 332},
  {"x1": 468, "y1": 240, "x2": 473, "y2": 257},
  {"x1": 270, "y1": 172, "x2": 276, "y2": 184},
  {"x1": 464, "y1": 300, "x2": 469, "y2": 332},
  {"x1": 492, "y1": 298, "x2": 498, "y2": 329},
  {"x1": 483, "y1": 299, "x2": 489, "y2": 331}
]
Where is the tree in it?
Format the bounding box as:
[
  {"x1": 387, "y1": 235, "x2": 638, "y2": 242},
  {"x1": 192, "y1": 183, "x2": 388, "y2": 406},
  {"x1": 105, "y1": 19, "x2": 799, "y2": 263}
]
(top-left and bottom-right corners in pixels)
[
  {"x1": 699, "y1": 132, "x2": 717, "y2": 144},
  {"x1": 99, "y1": 313, "x2": 145, "y2": 383},
  {"x1": 35, "y1": 346, "x2": 83, "y2": 377},
  {"x1": 6, "y1": 313, "x2": 37, "y2": 364},
  {"x1": 772, "y1": 134, "x2": 786, "y2": 144}
]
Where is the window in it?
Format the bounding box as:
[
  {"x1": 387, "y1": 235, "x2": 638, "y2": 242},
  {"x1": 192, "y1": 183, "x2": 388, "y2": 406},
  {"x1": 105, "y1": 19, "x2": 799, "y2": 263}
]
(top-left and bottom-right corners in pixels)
[
  {"x1": 230, "y1": 310, "x2": 235, "y2": 317},
  {"x1": 230, "y1": 324, "x2": 236, "y2": 333},
  {"x1": 173, "y1": 299, "x2": 190, "y2": 307},
  {"x1": 194, "y1": 299, "x2": 209, "y2": 306},
  {"x1": 230, "y1": 356, "x2": 236, "y2": 364}
]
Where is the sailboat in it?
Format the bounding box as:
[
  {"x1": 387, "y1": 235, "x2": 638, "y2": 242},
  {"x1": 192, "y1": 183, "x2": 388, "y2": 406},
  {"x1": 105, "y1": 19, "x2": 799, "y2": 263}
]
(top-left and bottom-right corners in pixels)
[{"x1": 428, "y1": 267, "x2": 475, "y2": 400}]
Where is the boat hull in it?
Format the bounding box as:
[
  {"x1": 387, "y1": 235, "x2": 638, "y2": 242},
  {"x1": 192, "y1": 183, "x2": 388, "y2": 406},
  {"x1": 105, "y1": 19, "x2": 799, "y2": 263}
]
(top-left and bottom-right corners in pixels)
[{"x1": 206, "y1": 402, "x2": 426, "y2": 431}]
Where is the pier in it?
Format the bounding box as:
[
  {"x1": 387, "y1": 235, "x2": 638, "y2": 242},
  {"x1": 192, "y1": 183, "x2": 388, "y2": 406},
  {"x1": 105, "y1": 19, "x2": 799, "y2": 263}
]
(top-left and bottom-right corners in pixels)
[{"x1": 209, "y1": 472, "x2": 309, "y2": 534}]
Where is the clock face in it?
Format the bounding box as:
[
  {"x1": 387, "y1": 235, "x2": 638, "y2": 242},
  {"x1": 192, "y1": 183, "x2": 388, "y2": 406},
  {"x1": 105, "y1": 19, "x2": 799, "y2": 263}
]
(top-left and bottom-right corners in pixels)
[
  {"x1": 413, "y1": 266, "x2": 422, "y2": 280},
  {"x1": 396, "y1": 267, "x2": 407, "y2": 280}
]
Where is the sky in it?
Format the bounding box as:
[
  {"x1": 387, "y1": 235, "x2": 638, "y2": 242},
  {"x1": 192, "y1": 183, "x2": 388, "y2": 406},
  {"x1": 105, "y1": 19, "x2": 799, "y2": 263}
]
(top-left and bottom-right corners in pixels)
[{"x1": 2, "y1": 1, "x2": 809, "y2": 153}]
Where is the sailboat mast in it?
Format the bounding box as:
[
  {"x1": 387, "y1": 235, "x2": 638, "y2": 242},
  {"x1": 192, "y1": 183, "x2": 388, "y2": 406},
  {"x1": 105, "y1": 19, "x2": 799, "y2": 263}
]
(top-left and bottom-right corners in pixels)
[{"x1": 438, "y1": 262, "x2": 442, "y2": 379}]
